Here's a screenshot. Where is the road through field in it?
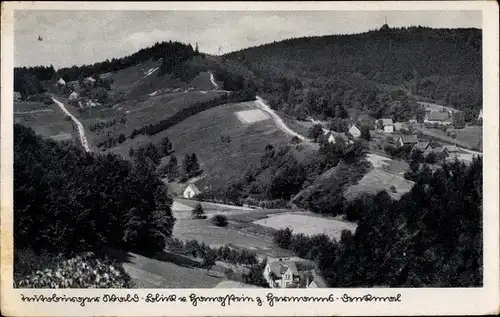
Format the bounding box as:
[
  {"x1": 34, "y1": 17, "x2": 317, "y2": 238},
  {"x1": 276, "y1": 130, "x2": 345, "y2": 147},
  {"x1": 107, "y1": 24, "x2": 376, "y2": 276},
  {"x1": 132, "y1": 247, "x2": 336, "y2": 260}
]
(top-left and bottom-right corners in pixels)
[
  {"x1": 255, "y1": 96, "x2": 307, "y2": 141},
  {"x1": 208, "y1": 71, "x2": 219, "y2": 90},
  {"x1": 52, "y1": 97, "x2": 91, "y2": 152}
]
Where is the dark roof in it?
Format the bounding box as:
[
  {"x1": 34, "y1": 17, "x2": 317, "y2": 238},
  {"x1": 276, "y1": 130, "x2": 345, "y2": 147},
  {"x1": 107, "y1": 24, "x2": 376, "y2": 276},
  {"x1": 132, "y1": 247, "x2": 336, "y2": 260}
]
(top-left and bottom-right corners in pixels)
[
  {"x1": 399, "y1": 135, "x2": 419, "y2": 144},
  {"x1": 268, "y1": 260, "x2": 299, "y2": 277},
  {"x1": 412, "y1": 141, "x2": 431, "y2": 151},
  {"x1": 444, "y1": 145, "x2": 460, "y2": 153},
  {"x1": 432, "y1": 147, "x2": 449, "y2": 154}
]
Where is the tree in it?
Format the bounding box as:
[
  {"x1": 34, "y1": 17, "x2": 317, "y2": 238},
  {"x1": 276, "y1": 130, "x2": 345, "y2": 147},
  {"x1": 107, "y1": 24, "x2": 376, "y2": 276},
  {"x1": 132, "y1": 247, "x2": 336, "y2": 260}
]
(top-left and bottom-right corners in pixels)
[
  {"x1": 160, "y1": 137, "x2": 173, "y2": 155},
  {"x1": 90, "y1": 87, "x2": 108, "y2": 102},
  {"x1": 291, "y1": 136, "x2": 301, "y2": 144},
  {"x1": 360, "y1": 125, "x2": 371, "y2": 141},
  {"x1": 202, "y1": 248, "x2": 217, "y2": 272},
  {"x1": 308, "y1": 124, "x2": 324, "y2": 142},
  {"x1": 192, "y1": 203, "x2": 205, "y2": 219},
  {"x1": 190, "y1": 153, "x2": 200, "y2": 175},
  {"x1": 212, "y1": 214, "x2": 228, "y2": 227},
  {"x1": 183, "y1": 154, "x2": 192, "y2": 176},
  {"x1": 118, "y1": 133, "x2": 126, "y2": 143}
]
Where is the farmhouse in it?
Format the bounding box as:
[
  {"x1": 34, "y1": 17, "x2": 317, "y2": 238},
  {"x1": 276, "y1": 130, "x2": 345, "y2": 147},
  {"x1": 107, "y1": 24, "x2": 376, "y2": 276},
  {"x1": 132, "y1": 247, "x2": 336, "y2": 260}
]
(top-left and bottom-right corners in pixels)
[
  {"x1": 431, "y1": 147, "x2": 450, "y2": 158},
  {"x1": 183, "y1": 184, "x2": 201, "y2": 199},
  {"x1": 326, "y1": 132, "x2": 348, "y2": 145},
  {"x1": 397, "y1": 135, "x2": 419, "y2": 147},
  {"x1": 412, "y1": 141, "x2": 432, "y2": 155},
  {"x1": 13, "y1": 91, "x2": 21, "y2": 101},
  {"x1": 424, "y1": 111, "x2": 452, "y2": 126},
  {"x1": 263, "y1": 259, "x2": 301, "y2": 288},
  {"x1": 348, "y1": 124, "x2": 361, "y2": 138},
  {"x1": 379, "y1": 118, "x2": 395, "y2": 133},
  {"x1": 57, "y1": 78, "x2": 66, "y2": 87},
  {"x1": 68, "y1": 91, "x2": 79, "y2": 101},
  {"x1": 444, "y1": 145, "x2": 460, "y2": 158}
]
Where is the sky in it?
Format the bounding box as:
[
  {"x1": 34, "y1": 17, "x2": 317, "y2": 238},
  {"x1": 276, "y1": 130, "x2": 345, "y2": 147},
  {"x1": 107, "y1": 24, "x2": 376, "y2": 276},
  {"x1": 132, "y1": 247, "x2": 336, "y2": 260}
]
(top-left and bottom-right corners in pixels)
[{"x1": 14, "y1": 10, "x2": 481, "y2": 69}]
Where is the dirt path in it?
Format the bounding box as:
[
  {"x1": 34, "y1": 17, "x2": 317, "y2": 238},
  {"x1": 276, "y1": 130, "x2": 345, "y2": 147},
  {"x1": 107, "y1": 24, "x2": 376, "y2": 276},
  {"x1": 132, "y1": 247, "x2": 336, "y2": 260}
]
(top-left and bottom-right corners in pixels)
[
  {"x1": 254, "y1": 96, "x2": 307, "y2": 141},
  {"x1": 208, "y1": 71, "x2": 219, "y2": 90},
  {"x1": 52, "y1": 97, "x2": 91, "y2": 152}
]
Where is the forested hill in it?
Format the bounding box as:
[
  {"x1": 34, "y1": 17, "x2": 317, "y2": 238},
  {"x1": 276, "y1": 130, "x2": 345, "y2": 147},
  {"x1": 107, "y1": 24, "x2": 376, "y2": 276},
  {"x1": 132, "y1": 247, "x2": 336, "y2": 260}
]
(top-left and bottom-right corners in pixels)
[{"x1": 222, "y1": 26, "x2": 482, "y2": 121}]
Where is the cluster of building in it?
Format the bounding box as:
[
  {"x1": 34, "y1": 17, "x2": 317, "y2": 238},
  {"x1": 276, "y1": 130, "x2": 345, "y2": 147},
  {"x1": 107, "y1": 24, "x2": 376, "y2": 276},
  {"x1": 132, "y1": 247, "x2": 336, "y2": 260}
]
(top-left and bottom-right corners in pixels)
[{"x1": 262, "y1": 258, "x2": 327, "y2": 288}]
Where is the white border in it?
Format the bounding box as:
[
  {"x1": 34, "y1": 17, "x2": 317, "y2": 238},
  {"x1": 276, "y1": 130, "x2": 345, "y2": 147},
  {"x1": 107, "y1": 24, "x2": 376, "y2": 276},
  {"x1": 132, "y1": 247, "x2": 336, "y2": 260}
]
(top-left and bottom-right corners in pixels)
[{"x1": 1, "y1": 2, "x2": 499, "y2": 316}]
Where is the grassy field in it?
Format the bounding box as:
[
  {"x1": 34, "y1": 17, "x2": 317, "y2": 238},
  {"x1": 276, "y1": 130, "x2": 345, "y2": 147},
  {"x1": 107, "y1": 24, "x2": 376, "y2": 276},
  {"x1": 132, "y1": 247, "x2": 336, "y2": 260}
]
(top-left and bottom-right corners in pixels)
[
  {"x1": 14, "y1": 101, "x2": 77, "y2": 143},
  {"x1": 344, "y1": 168, "x2": 415, "y2": 201},
  {"x1": 253, "y1": 212, "x2": 357, "y2": 242},
  {"x1": 126, "y1": 100, "x2": 295, "y2": 190}
]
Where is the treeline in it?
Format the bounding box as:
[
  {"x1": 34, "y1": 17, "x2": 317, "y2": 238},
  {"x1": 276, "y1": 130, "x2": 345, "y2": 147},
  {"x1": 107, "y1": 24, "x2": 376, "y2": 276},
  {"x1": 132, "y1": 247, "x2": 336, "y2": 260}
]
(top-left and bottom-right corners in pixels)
[
  {"x1": 130, "y1": 89, "x2": 256, "y2": 137},
  {"x1": 55, "y1": 41, "x2": 197, "y2": 82},
  {"x1": 274, "y1": 157, "x2": 483, "y2": 287},
  {"x1": 13, "y1": 66, "x2": 55, "y2": 99},
  {"x1": 14, "y1": 124, "x2": 175, "y2": 257},
  {"x1": 223, "y1": 26, "x2": 481, "y2": 121}
]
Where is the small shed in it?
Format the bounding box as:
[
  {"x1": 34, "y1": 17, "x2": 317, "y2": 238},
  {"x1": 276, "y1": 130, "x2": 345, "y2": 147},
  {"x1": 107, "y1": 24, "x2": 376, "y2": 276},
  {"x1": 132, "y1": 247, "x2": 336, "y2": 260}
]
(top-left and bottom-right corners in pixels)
[{"x1": 69, "y1": 91, "x2": 79, "y2": 101}]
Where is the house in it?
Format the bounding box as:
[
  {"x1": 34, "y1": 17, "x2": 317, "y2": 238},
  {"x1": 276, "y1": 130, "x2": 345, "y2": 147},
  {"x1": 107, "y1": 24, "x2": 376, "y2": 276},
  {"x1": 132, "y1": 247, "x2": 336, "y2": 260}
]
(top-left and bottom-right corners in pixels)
[
  {"x1": 478, "y1": 109, "x2": 483, "y2": 120},
  {"x1": 13, "y1": 91, "x2": 21, "y2": 101},
  {"x1": 379, "y1": 118, "x2": 395, "y2": 133},
  {"x1": 424, "y1": 111, "x2": 452, "y2": 126},
  {"x1": 444, "y1": 145, "x2": 460, "y2": 158},
  {"x1": 326, "y1": 132, "x2": 348, "y2": 145},
  {"x1": 263, "y1": 259, "x2": 301, "y2": 288},
  {"x1": 431, "y1": 147, "x2": 450, "y2": 158},
  {"x1": 183, "y1": 184, "x2": 201, "y2": 199},
  {"x1": 57, "y1": 78, "x2": 66, "y2": 87},
  {"x1": 408, "y1": 117, "x2": 418, "y2": 124},
  {"x1": 306, "y1": 271, "x2": 328, "y2": 288},
  {"x1": 397, "y1": 135, "x2": 419, "y2": 147},
  {"x1": 68, "y1": 91, "x2": 79, "y2": 101},
  {"x1": 412, "y1": 141, "x2": 432, "y2": 155},
  {"x1": 348, "y1": 124, "x2": 361, "y2": 138}
]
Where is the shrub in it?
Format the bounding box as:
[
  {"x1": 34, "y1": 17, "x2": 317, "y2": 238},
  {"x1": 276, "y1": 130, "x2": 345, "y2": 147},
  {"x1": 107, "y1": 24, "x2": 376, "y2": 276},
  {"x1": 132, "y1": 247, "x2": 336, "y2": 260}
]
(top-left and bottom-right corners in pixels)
[
  {"x1": 212, "y1": 214, "x2": 228, "y2": 227},
  {"x1": 14, "y1": 251, "x2": 133, "y2": 288},
  {"x1": 192, "y1": 203, "x2": 205, "y2": 219}
]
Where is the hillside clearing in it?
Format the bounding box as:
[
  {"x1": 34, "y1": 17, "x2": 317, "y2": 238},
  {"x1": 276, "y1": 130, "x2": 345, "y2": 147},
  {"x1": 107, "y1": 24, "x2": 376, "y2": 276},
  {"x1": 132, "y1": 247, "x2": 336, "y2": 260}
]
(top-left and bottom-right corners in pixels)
[
  {"x1": 253, "y1": 213, "x2": 357, "y2": 242},
  {"x1": 235, "y1": 109, "x2": 270, "y2": 124},
  {"x1": 344, "y1": 168, "x2": 415, "y2": 200}
]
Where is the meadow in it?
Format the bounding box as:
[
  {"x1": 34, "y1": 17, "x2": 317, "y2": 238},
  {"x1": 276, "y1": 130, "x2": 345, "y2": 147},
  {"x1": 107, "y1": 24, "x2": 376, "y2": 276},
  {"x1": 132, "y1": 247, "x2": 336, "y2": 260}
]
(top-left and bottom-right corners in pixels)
[{"x1": 14, "y1": 101, "x2": 76, "y2": 142}]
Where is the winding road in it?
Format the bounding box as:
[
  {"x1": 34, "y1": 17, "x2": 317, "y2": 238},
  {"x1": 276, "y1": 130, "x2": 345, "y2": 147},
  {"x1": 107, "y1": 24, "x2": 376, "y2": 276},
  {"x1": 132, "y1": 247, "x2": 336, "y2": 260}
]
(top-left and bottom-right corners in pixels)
[
  {"x1": 208, "y1": 72, "x2": 219, "y2": 90},
  {"x1": 254, "y1": 96, "x2": 307, "y2": 141},
  {"x1": 52, "y1": 97, "x2": 91, "y2": 152}
]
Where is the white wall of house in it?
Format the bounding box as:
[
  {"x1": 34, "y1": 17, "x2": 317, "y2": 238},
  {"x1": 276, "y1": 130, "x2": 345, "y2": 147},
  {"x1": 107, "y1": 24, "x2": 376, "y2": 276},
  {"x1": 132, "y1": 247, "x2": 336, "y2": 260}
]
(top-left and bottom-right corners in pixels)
[
  {"x1": 349, "y1": 126, "x2": 361, "y2": 138},
  {"x1": 183, "y1": 186, "x2": 197, "y2": 199}
]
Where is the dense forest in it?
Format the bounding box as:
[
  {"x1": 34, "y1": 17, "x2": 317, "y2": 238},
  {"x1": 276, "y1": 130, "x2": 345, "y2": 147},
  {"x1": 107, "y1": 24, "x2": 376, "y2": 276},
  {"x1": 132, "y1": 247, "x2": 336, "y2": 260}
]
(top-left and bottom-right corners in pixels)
[
  {"x1": 274, "y1": 157, "x2": 483, "y2": 287},
  {"x1": 14, "y1": 124, "x2": 175, "y2": 256},
  {"x1": 222, "y1": 26, "x2": 482, "y2": 121}
]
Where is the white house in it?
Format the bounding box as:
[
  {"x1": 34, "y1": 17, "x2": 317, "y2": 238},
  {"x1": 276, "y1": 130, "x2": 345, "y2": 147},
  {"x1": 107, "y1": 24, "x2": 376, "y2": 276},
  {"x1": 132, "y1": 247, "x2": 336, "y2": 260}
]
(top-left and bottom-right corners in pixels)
[
  {"x1": 348, "y1": 125, "x2": 361, "y2": 138},
  {"x1": 326, "y1": 132, "x2": 348, "y2": 145},
  {"x1": 379, "y1": 118, "x2": 395, "y2": 133},
  {"x1": 263, "y1": 259, "x2": 300, "y2": 288},
  {"x1": 68, "y1": 91, "x2": 79, "y2": 101},
  {"x1": 183, "y1": 184, "x2": 201, "y2": 199},
  {"x1": 57, "y1": 78, "x2": 66, "y2": 87},
  {"x1": 83, "y1": 77, "x2": 96, "y2": 87}
]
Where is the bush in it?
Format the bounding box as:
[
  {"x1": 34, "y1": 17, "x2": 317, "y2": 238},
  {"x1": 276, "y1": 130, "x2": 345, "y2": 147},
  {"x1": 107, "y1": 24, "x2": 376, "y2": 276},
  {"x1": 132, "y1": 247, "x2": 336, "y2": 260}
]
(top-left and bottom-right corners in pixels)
[
  {"x1": 212, "y1": 214, "x2": 228, "y2": 227},
  {"x1": 14, "y1": 251, "x2": 133, "y2": 288},
  {"x1": 192, "y1": 203, "x2": 205, "y2": 219}
]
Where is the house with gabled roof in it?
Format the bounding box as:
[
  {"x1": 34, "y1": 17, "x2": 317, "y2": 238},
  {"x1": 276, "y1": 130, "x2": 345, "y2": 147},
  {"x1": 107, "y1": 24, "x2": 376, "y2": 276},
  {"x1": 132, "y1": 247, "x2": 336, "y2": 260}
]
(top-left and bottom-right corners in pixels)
[
  {"x1": 183, "y1": 184, "x2": 201, "y2": 199},
  {"x1": 263, "y1": 259, "x2": 301, "y2": 288},
  {"x1": 412, "y1": 141, "x2": 432, "y2": 156},
  {"x1": 397, "y1": 135, "x2": 419, "y2": 147},
  {"x1": 348, "y1": 124, "x2": 361, "y2": 138}
]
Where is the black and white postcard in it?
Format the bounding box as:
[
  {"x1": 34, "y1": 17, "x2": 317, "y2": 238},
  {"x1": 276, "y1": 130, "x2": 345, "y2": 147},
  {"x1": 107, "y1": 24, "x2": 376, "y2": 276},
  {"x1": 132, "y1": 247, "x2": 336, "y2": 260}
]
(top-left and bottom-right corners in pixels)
[{"x1": 1, "y1": 1, "x2": 498, "y2": 316}]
